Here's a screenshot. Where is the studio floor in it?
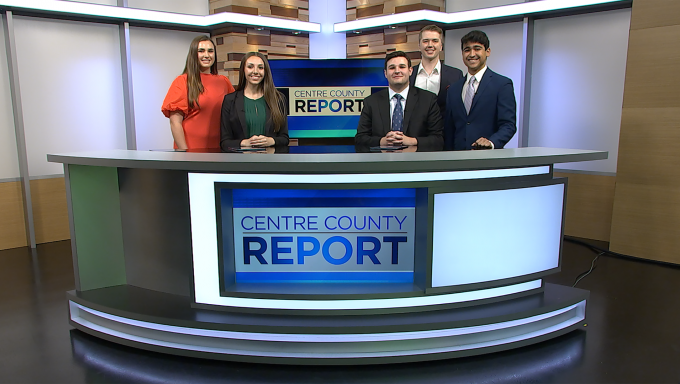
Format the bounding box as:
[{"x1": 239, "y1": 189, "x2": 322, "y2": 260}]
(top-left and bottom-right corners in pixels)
[{"x1": 0, "y1": 239, "x2": 679, "y2": 384}]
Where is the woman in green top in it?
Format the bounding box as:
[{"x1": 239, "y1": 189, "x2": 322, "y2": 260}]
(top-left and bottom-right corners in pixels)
[{"x1": 220, "y1": 52, "x2": 289, "y2": 149}]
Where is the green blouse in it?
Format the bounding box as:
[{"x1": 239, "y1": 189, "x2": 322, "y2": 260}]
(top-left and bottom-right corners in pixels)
[{"x1": 244, "y1": 96, "x2": 266, "y2": 137}]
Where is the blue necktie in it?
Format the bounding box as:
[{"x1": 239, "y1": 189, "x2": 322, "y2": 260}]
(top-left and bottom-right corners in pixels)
[
  {"x1": 392, "y1": 94, "x2": 404, "y2": 131},
  {"x1": 464, "y1": 76, "x2": 476, "y2": 114}
]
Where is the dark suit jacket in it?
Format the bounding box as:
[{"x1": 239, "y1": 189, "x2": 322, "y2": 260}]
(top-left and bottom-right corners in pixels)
[
  {"x1": 355, "y1": 87, "x2": 443, "y2": 148},
  {"x1": 444, "y1": 68, "x2": 517, "y2": 151},
  {"x1": 409, "y1": 62, "x2": 463, "y2": 117},
  {"x1": 220, "y1": 91, "x2": 289, "y2": 150}
]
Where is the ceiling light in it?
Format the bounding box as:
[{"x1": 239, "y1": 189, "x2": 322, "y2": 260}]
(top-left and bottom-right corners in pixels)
[{"x1": 334, "y1": 0, "x2": 628, "y2": 32}]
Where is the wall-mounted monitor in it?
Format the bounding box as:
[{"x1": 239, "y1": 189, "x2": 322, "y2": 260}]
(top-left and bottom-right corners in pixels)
[{"x1": 269, "y1": 59, "x2": 387, "y2": 139}]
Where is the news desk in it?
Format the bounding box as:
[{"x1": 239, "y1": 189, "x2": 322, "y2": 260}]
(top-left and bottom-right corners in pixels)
[{"x1": 48, "y1": 146, "x2": 606, "y2": 365}]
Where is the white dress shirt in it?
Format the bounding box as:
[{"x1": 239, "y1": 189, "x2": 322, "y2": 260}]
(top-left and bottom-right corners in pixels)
[
  {"x1": 414, "y1": 60, "x2": 441, "y2": 95},
  {"x1": 388, "y1": 86, "x2": 409, "y2": 129},
  {"x1": 461, "y1": 65, "x2": 488, "y2": 102}
]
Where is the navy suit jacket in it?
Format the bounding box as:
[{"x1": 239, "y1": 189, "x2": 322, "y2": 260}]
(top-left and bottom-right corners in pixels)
[
  {"x1": 220, "y1": 91, "x2": 289, "y2": 150},
  {"x1": 409, "y1": 63, "x2": 463, "y2": 118},
  {"x1": 444, "y1": 68, "x2": 517, "y2": 151},
  {"x1": 355, "y1": 87, "x2": 443, "y2": 148}
]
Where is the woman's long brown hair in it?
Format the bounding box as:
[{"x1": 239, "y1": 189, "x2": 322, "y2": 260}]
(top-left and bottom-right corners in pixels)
[
  {"x1": 183, "y1": 36, "x2": 218, "y2": 110},
  {"x1": 235, "y1": 52, "x2": 286, "y2": 132}
]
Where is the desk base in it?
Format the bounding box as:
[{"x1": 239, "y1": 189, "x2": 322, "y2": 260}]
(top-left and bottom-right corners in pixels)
[{"x1": 67, "y1": 284, "x2": 588, "y2": 365}]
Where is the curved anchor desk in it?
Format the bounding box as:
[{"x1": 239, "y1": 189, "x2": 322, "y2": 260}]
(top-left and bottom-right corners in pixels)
[{"x1": 48, "y1": 147, "x2": 607, "y2": 365}]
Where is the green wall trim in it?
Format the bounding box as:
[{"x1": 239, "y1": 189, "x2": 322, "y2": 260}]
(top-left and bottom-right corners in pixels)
[{"x1": 69, "y1": 165, "x2": 127, "y2": 290}]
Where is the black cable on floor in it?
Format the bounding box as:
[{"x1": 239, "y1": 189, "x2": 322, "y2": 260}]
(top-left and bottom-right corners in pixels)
[
  {"x1": 564, "y1": 236, "x2": 680, "y2": 287},
  {"x1": 564, "y1": 236, "x2": 626, "y2": 259},
  {"x1": 572, "y1": 251, "x2": 604, "y2": 287},
  {"x1": 564, "y1": 236, "x2": 680, "y2": 268}
]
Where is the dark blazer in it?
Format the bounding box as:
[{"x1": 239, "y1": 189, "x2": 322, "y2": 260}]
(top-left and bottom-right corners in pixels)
[
  {"x1": 444, "y1": 68, "x2": 517, "y2": 151},
  {"x1": 409, "y1": 62, "x2": 463, "y2": 117},
  {"x1": 220, "y1": 91, "x2": 289, "y2": 150},
  {"x1": 355, "y1": 86, "x2": 443, "y2": 148}
]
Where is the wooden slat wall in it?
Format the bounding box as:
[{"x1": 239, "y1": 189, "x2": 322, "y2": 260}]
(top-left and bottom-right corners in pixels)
[
  {"x1": 209, "y1": 0, "x2": 310, "y2": 85},
  {"x1": 0, "y1": 178, "x2": 70, "y2": 250},
  {"x1": 609, "y1": 0, "x2": 680, "y2": 264},
  {"x1": 555, "y1": 172, "x2": 616, "y2": 242},
  {"x1": 346, "y1": 0, "x2": 445, "y2": 60},
  {"x1": 0, "y1": 181, "x2": 28, "y2": 250},
  {"x1": 210, "y1": 0, "x2": 309, "y2": 21},
  {"x1": 209, "y1": 0, "x2": 446, "y2": 82},
  {"x1": 347, "y1": 0, "x2": 445, "y2": 20}
]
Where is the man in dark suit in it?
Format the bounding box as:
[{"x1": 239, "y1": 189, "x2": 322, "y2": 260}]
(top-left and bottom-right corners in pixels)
[
  {"x1": 355, "y1": 51, "x2": 443, "y2": 148},
  {"x1": 444, "y1": 30, "x2": 517, "y2": 150},
  {"x1": 409, "y1": 25, "x2": 463, "y2": 118}
]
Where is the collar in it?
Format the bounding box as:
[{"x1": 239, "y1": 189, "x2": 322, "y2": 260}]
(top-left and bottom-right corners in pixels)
[
  {"x1": 467, "y1": 65, "x2": 488, "y2": 83},
  {"x1": 417, "y1": 59, "x2": 441, "y2": 76},
  {"x1": 388, "y1": 85, "x2": 409, "y2": 101}
]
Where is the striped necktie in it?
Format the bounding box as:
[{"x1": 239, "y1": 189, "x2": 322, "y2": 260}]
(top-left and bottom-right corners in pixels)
[{"x1": 464, "y1": 76, "x2": 476, "y2": 114}]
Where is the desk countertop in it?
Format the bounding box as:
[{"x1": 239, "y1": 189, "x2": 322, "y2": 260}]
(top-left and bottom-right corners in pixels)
[{"x1": 47, "y1": 147, "x2": 607, "y2": 174}]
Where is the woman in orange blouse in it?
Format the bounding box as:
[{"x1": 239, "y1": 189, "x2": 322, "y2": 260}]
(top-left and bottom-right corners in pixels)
[{"x1": 161, "y1": 36, "x2": 235, "y2": 150}]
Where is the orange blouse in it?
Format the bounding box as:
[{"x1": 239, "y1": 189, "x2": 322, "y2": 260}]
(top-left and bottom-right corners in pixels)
[{"x1": 161, "y1": 73, "x2": 235, "y2": 149}]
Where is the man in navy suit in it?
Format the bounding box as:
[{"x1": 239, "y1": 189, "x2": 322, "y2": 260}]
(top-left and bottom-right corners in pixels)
[
  {"x1": 409, "y1": 25, "x2": 463, "y2": 118},
  {"x1": 355, "y1": 51, "x2": 443, "y2": 148},
  {"x1": 445, "y1": 30, "x2": 517, "y2": 150}
]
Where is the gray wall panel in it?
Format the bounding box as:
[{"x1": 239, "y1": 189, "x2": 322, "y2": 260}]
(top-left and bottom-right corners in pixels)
[
  {"x1": 0, "y1": 15, "x2": 20, "y2": 180},
  {"x1": 118, "y1": 168, "x2": 192, "y2": 297},
  {"x1": 529, "y1": 9, "x2": 631, "y2": 173}
]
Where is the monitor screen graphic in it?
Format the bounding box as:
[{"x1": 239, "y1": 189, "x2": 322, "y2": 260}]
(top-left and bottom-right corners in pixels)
[
  {"x1": 217, "y1": 187, "x2": 416, "y2": 285},
  {"x1": 269, "y1": 59, "x2": 387, "y2": 138}
]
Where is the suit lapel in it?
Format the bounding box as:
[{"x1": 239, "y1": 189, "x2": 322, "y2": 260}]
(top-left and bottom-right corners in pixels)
[
  {"x1": 438, "y1": 65, "x2": 448, "y2": 95},
  {"x1": 378, "y1": 90, "x2": 391, "y2": 135},
  {"x1": 409, "y1": 65, "x2": 417, "y2": 87},
  {"x1": 470, "y1": 69, "x2": 493, "y2": 113},
  {"x1": 454, "y1": 77, "x2": 467, "y2": 116},
  {"x1": 403, "y1": 87, "x2": 417, "y2": 135},
  {"x1": 235, "y1": 92, "x2": 248, "y2": 138}
]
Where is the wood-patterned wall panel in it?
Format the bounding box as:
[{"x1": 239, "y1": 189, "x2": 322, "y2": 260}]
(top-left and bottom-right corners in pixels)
[
  {"x1": 381, "y1": 0, "x2": 442, "y2": 15},
  {"x1": 271, "y1": 34, "x2": 309, "y2": 45},
  {"x1": 395, "y1": 3, "x2": 440, "y2": 13},
  {"x1": 30, "y1": 178, "x2": 70, "y2": 244},
  {"x1": 610, "y1": 183, "x2": 680, "y2": 264},
  {"x1": 610, "y1": 0, "x2": 680, "y2": 264},
  {"x1": 0, "y1": 181, "x2": 28, "y2": 250},
  {"x1": 621, "y1": 25, "x2": 680, "y2": 109},
  {"x1": 210, "y1": 0, "x2": 310, "y2": 84},
  {"x1": 347, "y1": 29, "x2": 422, "y2": 59},
  {"x1": 0, "y1": 178, "x2": 70, "y2": 249},
  {"x1": 555, "y1": 172, "x2": 616, "y2": 242},
  {"x1": 214, "y1": 5, "x2": 258, "y2": 15},
  {"x1": 210, "y1": 0, "x2": 309, "y2": 21},
  {"x1": 347, "y1": 33, "x2": 384, "y2": 45},
  {"x1": 346, "y1": 2, "x2": 442, "y2": 58},
  {"x1": 629, "y1": 0, "x2": 680, "y2": 30},
  {"x1": 356, "y1": 4, "x2": 384, "y2": 18},
  {"x1": 615, "y1": 107, "x2": 680, "y2": 187}
]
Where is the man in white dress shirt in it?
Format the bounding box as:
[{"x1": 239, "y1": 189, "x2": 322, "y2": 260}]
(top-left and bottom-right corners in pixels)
[
  {"x1": 409, "y1": 25, "x2": 463, "y2": 118},
  {"x1": 356, "y1": 51, "x2": 443, "y2": 148}
]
